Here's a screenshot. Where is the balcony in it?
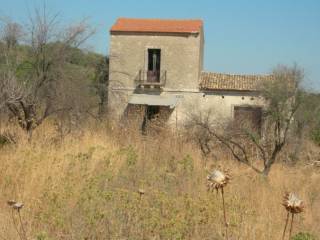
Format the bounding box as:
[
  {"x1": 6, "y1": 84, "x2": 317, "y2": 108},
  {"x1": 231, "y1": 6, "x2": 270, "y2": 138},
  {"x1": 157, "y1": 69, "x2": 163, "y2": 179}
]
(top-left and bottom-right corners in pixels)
[{"x1": 136, "y1": 70, "x2": 167, "y2": 88}]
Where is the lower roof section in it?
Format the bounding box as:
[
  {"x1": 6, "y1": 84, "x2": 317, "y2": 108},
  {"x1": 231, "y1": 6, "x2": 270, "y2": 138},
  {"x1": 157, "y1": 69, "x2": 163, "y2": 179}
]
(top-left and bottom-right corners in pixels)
[
  {"x1": 128, "y1": 94, "x2": 179, "y2": 109},
  {"x1": 200, "y1": 72, "x2": 274, "y2": 91}
]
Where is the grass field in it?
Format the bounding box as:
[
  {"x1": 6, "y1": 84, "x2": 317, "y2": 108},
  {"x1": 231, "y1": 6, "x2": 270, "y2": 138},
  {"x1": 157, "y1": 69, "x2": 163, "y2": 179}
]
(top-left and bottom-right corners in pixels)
[{"x1": 0, "y1": 123, "x2": 319, "y2": 240}]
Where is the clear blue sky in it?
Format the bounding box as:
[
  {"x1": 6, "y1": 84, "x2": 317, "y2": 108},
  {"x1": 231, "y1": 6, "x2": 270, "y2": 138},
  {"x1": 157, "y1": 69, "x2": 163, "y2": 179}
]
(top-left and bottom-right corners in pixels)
[{"x1": 1, "y1": 0, "x2": 320, "y2": 90}]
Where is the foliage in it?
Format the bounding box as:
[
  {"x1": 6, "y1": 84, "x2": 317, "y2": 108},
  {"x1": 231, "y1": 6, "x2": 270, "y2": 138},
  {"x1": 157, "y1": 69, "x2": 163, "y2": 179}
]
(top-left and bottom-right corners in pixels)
[
  {"x1": 0, "y1": 134, "x2": 11, "y2": 146},
  {"x1": 0, "y1": 11, "x2": 107, "y2": 138},
  {"x1": 311, "y1": 127, "x2": 320, "y2": 146},
  {"x1": 35, "y1": 232, "x2": 52, "y2": 240},
  {"x1": 296, "y1": 92, "x2": 320, "y2": 145},
  {"x1": 292, "y1": 232, "x2": 317, "y2": 240},
  {"x1": 92, "y1": 56, "x2": 109, "y2": 116}
]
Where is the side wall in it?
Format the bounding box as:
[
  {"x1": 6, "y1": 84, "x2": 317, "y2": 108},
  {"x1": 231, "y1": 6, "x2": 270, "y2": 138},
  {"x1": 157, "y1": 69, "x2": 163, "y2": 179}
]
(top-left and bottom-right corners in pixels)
[
  {"x1": 166, "y1": 91, "x2": 266, "y2": 130},
  {"x1": 198, "y1": 28, "x2": 205, "y2": 81}
]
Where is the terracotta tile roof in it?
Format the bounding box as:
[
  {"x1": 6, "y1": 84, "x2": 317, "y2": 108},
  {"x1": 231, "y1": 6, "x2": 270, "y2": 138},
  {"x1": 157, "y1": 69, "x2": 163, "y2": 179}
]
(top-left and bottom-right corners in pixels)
[
  {"x1": 110, "y1": 18, "x2": 203, "y2": 34},
  {"x1": 200, "y1": 72, "x2": 274, "y2": 91}
]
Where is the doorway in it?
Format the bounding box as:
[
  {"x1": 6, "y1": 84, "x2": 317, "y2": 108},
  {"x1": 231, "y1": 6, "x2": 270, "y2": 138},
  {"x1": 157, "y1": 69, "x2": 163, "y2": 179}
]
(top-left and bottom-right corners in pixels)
[
  {"x1": 141, "y1": 106, "x2": 159, "y2": 131},
  {"x1": 147, "y1": 49, "x2": 161, "y2": 82}
]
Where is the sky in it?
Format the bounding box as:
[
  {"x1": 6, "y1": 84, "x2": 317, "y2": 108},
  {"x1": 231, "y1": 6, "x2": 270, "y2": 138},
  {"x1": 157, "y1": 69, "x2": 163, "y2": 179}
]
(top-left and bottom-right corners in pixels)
[{"x1": 1, "y1": 0, "x2": 320, "y2": 90}]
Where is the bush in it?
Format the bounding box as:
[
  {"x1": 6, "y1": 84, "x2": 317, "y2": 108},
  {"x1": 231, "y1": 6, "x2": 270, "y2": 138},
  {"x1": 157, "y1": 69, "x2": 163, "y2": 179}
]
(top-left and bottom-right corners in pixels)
[
  {"x1": 0, "y1": 131, "x2": 16, "y2": 147},
  {"x1": 311, "y1": 126, "x2": 320, "y2": 146},
  {"x1": 292, "y1": 232, "x2": 317, "y2": 240}
]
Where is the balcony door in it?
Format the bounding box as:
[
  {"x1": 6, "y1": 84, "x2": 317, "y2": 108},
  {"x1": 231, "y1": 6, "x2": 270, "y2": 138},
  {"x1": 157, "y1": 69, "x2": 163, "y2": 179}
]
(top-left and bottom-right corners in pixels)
[{"x1": 147, "y1": 49, "x2": 161, "y2": 83}]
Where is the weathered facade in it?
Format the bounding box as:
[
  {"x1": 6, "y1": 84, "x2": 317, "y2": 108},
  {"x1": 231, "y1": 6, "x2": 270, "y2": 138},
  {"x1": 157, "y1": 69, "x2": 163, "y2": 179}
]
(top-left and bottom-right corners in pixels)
[{"x1": 108, "y1": 18, "x2": 272, "y2": 130}]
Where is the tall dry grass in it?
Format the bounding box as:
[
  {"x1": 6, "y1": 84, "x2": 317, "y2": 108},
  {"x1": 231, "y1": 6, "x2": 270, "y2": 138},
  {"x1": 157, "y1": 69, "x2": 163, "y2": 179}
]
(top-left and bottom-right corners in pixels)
[{"x1": 0, "y1": 123, "x2": 319, "y2": 239}]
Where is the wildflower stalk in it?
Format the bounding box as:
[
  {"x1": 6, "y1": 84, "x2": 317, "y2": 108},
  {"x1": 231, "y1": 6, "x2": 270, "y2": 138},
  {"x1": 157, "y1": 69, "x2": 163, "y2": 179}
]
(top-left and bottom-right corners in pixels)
[
  {"x1": 207, "y1": 169, "x2": 231, "y2": 240},
  {"x1": 221, "y1": 187, "x2": 229, "y2": 240},
  {"x1": 17, "y1": 210, "x2": 27, "y2": 240},
  {"x1": 282, "y1": 193, "x2": 304, "y2": 240},
  {"x1": 11, "y1": 208, "x2": 24, "y2": 240},
  {"x1": 288, "y1": 213, "x2": 295, "y2": 240},
  {"x1": 7, "y1": 201, "x2": 26, "y2": 240},
  {"x1": 282, "y1": 212, "x2": 289, "y2": 240}
]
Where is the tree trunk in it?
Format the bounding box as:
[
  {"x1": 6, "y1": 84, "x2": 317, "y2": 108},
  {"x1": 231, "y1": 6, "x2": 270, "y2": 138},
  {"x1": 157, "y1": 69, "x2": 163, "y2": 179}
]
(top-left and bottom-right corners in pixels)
[
  {"x1": 262, "y1": 158, "x2": 275, "y2": 176},
  {"x1": 262, "y1": 166, "x2": 270, "y2": 176},
  {"x1": 27, "y1": 128, "x2": 33, "y2": 142}
]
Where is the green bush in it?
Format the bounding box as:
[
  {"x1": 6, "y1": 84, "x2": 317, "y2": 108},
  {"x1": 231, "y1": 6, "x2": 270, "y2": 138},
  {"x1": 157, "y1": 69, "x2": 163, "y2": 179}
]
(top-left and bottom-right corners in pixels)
[
  {"x1": 36, "y1": 232, "x2": 52, "y2": 240},
  {"x1": 311, "y1": 126, "x2": 320, "y2": 146},
  {"x1": 0, "y1": 132, "x2": 15, "y2": 147},
  {"x1": 292, "y1": 232, "x2": 317, "y2": 240}
]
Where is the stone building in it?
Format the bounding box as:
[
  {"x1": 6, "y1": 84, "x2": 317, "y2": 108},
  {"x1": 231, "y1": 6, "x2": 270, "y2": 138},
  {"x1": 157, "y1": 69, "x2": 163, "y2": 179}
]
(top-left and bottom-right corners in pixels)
[{"x1": 108, "y1": 18, "x2": 272, "y2": 130}]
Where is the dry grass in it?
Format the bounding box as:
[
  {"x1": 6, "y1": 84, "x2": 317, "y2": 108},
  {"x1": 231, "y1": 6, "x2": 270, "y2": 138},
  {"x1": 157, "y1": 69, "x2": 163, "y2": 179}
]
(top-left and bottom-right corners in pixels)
[{"x1": 0, "y1": 123, "x2": 319, "y2": 240}]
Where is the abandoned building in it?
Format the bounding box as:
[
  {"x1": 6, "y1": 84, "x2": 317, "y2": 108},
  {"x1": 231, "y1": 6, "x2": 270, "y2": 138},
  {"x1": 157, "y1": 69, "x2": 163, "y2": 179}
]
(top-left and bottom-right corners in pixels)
[{"x1": 108, "y1": 18, "x2": 272, "y2": 130}]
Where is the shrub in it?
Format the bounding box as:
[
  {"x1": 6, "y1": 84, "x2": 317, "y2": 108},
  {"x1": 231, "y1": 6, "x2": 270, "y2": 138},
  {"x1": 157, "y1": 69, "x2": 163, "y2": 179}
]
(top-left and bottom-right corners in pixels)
[
  {"x1": 292, "y1": 232, "x2": 317, "y2": 240},
  {"x1": 36, "y1": 232, "x2": 52, "y2": 240},
  {"x1": 311, "y1": 126, "x2": 320, "y2": 146},
  {"x1": 0, "y1": 131, "x2": 15, "y2": 147}
]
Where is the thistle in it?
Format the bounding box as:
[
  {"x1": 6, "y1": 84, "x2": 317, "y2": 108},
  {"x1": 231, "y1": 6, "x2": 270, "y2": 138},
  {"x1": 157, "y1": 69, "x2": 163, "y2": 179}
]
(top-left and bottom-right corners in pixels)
[
  {"x1": 7, "y1": 200, "x2": 26, "y2": 240},
  {"x1": 281, "y1": 193, "x2": 304, "y2": 240},
  {"x1": 7, "y1": 200, "x2": 17, "y2": 206},
  {"x1": 207, "y1": 169, "x2": 231, "y2": 240},
  {"x1": 138, "y1": 188, "x2": 145, "y2": 199},
  {"x1": 12, "y1": 202, "x2": 24, "y2": 211},
  {"x1": 207, "y1": 169, "x2": 231, "y2": 191}
]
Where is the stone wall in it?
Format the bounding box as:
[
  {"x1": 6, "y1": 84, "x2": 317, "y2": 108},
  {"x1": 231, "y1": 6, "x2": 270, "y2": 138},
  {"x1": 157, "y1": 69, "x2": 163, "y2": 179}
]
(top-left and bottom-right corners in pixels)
[{"x1": 165, "y1": 90, "x2": 265, "y2": 130}]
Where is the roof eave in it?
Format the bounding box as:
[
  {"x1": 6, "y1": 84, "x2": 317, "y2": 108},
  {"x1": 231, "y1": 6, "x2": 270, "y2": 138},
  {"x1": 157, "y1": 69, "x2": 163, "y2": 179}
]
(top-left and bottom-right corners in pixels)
[
  {"x1": 200, "y1": 87, "x2": 260, "y2": 92},
  {"x1": 110, "y1": 30, "x2": 200, "y2": 35}
]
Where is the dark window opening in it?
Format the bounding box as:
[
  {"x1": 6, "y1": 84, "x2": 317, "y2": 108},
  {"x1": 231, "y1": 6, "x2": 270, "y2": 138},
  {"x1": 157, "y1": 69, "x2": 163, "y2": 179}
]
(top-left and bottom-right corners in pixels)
[
  {"x1": 147, "y1": 49, "x2": 161, "y2": 82},
  {"x1": 146, "y1": 106, "x2": 160, "y2": 120},
  {"x1": 141, "y1": 106, "x2": 162, "y2": 133},
  {"x1": 234, "y1": 106, "x2": 262, "y2": 134}
]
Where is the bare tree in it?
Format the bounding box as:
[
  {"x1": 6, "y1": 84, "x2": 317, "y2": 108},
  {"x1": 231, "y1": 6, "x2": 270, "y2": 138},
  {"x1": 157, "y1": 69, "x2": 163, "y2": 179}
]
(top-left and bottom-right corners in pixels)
[
  {"x1": 0, "y1": 8, "x2": 95, "y2": 139},
  {"x1": 187, "y1": 65, "x2": 303, "y2": 176}
]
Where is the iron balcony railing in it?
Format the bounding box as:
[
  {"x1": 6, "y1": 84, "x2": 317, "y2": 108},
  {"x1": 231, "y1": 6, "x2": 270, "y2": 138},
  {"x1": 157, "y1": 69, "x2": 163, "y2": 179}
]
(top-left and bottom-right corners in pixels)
[{"x1": 136, "y1": 70, "x2": 167, "y2": 87}]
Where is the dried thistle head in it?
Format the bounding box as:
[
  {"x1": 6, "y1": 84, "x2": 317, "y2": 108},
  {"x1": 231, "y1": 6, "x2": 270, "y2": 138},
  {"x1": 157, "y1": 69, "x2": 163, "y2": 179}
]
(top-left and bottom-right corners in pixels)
[
  {"x1": 138, "y1": 189, "x2": 145, "y2": 195},
  {"x1": 207, "y1": 169, "x2": 231, "y2": 191},
  {"x1": 7, "y1": 200, "x2": 16, "y2": 206},
  {"x1": 12, "y1": 202, "x2": 24, "y2": 211},
  {"x1": 282, "y1": 193, "x2": 304, "y2": 214}
]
